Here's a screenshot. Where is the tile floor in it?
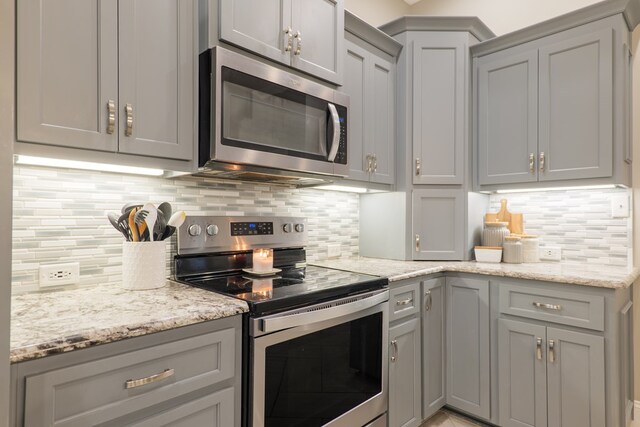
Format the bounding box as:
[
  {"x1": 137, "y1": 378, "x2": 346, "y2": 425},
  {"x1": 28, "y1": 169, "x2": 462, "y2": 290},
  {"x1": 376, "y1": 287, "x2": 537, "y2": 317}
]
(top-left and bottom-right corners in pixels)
[{"x1": 420, "y1": 410, "x2": 490, "y2": 427}]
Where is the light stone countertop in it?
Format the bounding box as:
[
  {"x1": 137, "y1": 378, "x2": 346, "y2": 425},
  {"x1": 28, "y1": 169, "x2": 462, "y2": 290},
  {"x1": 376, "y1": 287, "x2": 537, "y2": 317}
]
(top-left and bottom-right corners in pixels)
[
  {"x1": 10, "y1": 280, "x2": 248, "y2": 364},
  {"x1": 311, "y1": 257, "x2": 640, "y2": 289}
]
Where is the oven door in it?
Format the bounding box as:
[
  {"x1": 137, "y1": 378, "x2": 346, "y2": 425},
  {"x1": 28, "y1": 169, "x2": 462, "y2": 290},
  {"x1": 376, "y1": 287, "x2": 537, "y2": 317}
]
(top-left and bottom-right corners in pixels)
[
  {"x1": 250, "y1": 290, "x2": 388, "y2": 427},
  {"x1": 209, "y1": 47, "x2": 349, "y2": 177}
]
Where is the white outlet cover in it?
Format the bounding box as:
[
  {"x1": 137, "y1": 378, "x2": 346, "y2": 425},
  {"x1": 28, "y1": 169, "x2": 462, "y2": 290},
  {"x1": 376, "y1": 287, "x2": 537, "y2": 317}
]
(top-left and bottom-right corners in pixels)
[
  {"x1": 39, "y1": 262, "x2": 80, "y2": 287},
  {"x1": 611, "y1": 194, "x2": 630, "y2": 218},
  {"x1": 327, "y1": 244, "x2": 341, "y2": 258}
]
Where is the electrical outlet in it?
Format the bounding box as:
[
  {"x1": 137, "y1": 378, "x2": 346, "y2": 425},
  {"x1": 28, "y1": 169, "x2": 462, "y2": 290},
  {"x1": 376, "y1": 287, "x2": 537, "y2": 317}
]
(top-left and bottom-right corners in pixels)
[
  {"x1": 39, "y1": 262, "x2": 80, "y2": 287},
  {"x1": 327, "y1": 244, "x2": 341, "y2": 258},
  {"x1": 539, "y1": 247, "x2": 561, "y2": 262},
  {"x1": 611, "y1": 193, "x2": 630, "y2": 218}
]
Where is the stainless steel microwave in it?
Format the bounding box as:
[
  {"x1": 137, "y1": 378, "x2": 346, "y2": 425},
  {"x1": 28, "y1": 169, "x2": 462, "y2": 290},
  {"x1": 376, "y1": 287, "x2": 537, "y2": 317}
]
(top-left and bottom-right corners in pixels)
[{"x1": 198, "y1": 47, "x2": 349, "y2": 185}]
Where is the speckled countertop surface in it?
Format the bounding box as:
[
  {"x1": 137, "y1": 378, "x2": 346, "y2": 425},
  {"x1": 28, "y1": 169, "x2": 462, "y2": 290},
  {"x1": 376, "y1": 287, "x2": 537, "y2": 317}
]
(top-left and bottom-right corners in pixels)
[
  {"x1": 11, "y1": 280, "x2": 248, "y2": 364},
  {"x1": 311, "y1": 257, "x2": 640, "y2": 289}
]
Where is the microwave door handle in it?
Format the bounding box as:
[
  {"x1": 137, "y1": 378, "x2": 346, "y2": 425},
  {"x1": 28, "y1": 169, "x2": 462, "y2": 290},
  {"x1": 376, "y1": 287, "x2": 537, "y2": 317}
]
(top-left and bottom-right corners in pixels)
[{"x1": 327, "y1": 103, "x2": 340, "y2": 162}]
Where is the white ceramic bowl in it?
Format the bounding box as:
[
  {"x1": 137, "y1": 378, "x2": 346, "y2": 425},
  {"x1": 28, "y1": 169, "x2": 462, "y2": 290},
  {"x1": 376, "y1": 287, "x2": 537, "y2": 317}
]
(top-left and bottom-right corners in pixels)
[{"x1": 474, "y1": 246, "x2": 502, "y2": 263}]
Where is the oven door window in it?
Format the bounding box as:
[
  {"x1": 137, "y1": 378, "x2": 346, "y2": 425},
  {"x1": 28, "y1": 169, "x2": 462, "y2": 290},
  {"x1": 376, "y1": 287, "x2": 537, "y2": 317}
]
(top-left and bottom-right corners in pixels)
[
  {"x1": 221, "y1": 67, "x2": 329, "y2": 161},
  {"x1": 262, "y1": 312, "x2": 382, "y2": 427}
]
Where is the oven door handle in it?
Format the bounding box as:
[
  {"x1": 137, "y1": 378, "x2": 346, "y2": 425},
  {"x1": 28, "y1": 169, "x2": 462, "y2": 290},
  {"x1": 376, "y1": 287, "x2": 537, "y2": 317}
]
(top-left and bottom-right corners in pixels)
[
  {"x1": 327, "y1": 103, "x2": 340, "y2": 162},
  {"x1": 259, "y1": 290, "x2": 388, "y2": 334}
]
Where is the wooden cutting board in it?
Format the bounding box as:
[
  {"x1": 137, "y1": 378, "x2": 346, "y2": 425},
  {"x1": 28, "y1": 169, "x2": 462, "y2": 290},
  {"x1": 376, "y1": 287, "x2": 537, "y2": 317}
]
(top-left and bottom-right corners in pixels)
[{"x1": 485, "y1": 199, "x2": 524, "y2": 234}]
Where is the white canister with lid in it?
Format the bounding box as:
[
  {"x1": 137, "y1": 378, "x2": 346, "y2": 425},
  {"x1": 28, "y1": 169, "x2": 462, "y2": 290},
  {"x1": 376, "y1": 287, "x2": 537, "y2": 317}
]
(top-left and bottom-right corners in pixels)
[
  {"x1": 521, "y1": 235, "x2": 540, "y2": 263},
  {"x1": 482, "y1": 222, "x2": 510, "y2": 247},
  {"x1": 502, "y1": 236, "x2": 523, "y2": 264}
]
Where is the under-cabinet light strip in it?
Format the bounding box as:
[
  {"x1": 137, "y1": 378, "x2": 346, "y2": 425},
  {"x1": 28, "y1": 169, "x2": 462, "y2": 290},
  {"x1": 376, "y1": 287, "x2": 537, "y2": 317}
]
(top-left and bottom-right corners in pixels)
[
  {"x1": 494, "y1": 184, "x2": 617, "y2": 194},
  {"x1": 15, "y1": 155, "x2": 165, "y2": 177}
]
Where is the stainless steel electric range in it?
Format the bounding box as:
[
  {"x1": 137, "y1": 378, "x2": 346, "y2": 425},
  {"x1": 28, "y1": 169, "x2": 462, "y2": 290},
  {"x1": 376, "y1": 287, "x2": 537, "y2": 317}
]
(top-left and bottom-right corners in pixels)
[{"x1": 174, "y1": 216, "x2": 389, "y2": 427}]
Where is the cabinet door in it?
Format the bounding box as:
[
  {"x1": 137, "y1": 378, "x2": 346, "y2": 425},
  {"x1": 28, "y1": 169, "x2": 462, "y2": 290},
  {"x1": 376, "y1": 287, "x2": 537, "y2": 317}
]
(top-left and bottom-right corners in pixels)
[
  {"x1": 291, "y1": 0, "x2": 343, "y2": 84},
  {"x1": 219, "y1": 0, "x2": 292, "y2": 66},
  {"x1": 422, "y1": 278, "x2": 446, "y2": 420},
  {"x1": 412, "y1": 189, "x2": 464, "y2": 260},
  {"x1": 538, "y1": 29, "x2": 613, "y2": 181},
  {"x1": 477, "y1": 49, "x2": 538, "y2": 185},
  {"x1": 17, "y1": 0, "x2": 118, "y2": 151},
  {"x1": 343, "y1": 39, "x2": 370, "y2": 182},
  {"x1": 498, "y1": 319, "x2": 547, "y2": 427},
  {"x1": 546, "y1": 327, "x2": 605, "y2": 427},
  {"x1": 118, "y1": 0, "x2": 194, "y2": 161},
  {"x1": 446, "y1": 277, "x2": 490, "y2": 420},
  {"x1": 389, "y1": 317, "x2": 422, "y2": 427},
  {"x1": 369, "y1": 54, "x2": 395, "y2": 184},
  {"x1": 412, "y1": 35, "x2": 465, "y2": 185}
]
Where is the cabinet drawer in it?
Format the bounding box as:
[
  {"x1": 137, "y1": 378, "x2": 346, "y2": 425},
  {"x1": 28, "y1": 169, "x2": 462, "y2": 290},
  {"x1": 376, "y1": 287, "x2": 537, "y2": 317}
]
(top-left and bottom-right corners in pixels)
[
  {"x1": 24, "y1": 328, "x2": 236, "y2": 427},
  {"x1": 498, "y1": 283, "x2": 604, "y2": 331},
  {"x1": 389, "y1": 282, "x2": 420, "y2": 321}
]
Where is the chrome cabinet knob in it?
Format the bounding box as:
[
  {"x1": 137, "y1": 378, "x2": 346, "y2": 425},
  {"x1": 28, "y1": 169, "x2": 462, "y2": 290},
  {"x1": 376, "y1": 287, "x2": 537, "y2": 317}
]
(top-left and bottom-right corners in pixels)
[
  {"x1": 206, "y1": 224, "x2": 219, "y2": 236},
  {"x1": 188, "y1": 224, "x2": 202, "y2": 237},
  {"x1": 295, "y1": 223, "x2": 304, "y2": 233},
  {"x1": 283, "y1": 223, "x2": 293, "y2": 233}
]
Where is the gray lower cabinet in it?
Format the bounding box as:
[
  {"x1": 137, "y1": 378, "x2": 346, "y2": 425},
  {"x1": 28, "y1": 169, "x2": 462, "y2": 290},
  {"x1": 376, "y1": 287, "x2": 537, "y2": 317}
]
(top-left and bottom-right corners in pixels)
[
  {"x1": 16, "y1": 317, "x2": 241, "y2": 427},
  {"x1": 498, "y1": 319, "x2": 605, "y2": 427},
  {"x1": 219, "y1": 0, "x2": 343, "y2": 84},
  {"x1": 412, "y1": 189, "x2": 464, "y2": 260},
  {"x1": 388, "y1": 317, "x2": 422, "y2": 427},
  {"x1": 421, "y1": 278, "x2": 446, "y2": 420},
  {"x1": 17, "y1": 0, "x2": 196, "y2": 165},
  {"x1": 446, "y1": 276, "x2": 490, "y2": 420}
]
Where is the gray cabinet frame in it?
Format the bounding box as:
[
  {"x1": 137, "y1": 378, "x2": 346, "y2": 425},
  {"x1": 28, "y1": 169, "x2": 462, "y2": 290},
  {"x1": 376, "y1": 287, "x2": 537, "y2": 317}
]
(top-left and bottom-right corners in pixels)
[{"x1": 421, "y1": 277, "x2": 446, "y2": 420}]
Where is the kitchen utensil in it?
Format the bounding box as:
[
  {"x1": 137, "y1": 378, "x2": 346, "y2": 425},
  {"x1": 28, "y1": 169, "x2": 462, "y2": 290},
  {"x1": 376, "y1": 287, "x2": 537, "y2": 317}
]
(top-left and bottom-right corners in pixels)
[
  {"x1": 510, "y1": 213, "x2": 524, "y2": 234},
  {"x1": 153, "y1": 210, "x2": 167, "y2": 241},
  {"x1": 128, "y1": 207, "x2": 140, "y2": 242},
  {"x1": 122, "y1": 202, "x2": 143, "y2": 215},
  {"x1": 135, "y1": 204, "x2": 158, "y2": 242},
  {"x1": 161, "y1": 226, "x2": 176, "y2": 240},
  {"x1": 474, "y1": 246, "x2": 502, "y2": 263},
  {"x1": 482, "y1": 221, "x2": 510, "y2": 247},
  {"x1": 168, "y1": 211, "x2": 186, "y2": 229},
  {"x1": 118, "y1": 212, "x2": 132, "y2": 241},
  {"x1": 157, "y1": 202, "x2": 172, "y2": 225},
  {"x1": 107, "y1": 212, "x2": 129, "y2": 240}
]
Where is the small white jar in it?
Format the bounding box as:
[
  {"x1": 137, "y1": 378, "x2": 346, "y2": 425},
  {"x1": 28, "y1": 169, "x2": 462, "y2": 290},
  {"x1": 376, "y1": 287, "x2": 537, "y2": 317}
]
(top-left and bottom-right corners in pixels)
[
  {"x1": 521, "y1": 235, "x2": 540, "y2": 263},
  {"x1": 502, "y1": 236, "x2": 523, "y2": 264}
]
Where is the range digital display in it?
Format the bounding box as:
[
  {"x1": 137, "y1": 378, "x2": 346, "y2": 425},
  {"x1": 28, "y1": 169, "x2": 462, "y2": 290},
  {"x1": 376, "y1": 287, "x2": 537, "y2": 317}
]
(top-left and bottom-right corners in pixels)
[{"x1": 231, "y1": 222, "x2": 273, "y2": 236}]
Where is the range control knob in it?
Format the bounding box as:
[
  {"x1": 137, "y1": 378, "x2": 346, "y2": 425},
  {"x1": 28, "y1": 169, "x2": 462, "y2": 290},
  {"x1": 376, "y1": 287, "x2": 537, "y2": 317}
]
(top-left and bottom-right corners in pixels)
[
  {"x1": 283, "y1": 223, "x2": 293, "y2": 233},
  {"x1": 206, "y1": 224, "x2": 219, "y2": 236},
  {"x1": 188, "y1": 224, "x2": 202, "y2": 237},
  {"x1": 295, "y1": 223, "x2": 305, "y2": 233}
]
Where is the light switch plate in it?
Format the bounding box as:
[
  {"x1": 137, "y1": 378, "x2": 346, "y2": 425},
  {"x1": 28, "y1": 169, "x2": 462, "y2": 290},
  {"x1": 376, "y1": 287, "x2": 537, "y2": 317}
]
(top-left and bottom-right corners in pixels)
[{"x1": 611, "y1": 194, "x2": 629, "y2": 218}]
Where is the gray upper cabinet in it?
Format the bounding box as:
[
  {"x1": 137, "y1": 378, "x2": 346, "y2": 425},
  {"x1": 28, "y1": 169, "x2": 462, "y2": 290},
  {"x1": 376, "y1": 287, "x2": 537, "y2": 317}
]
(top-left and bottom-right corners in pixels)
[
  {"x1": 538, "y1": 29, "x2": 613, "y2": 182},
  {"x1": 473, "y1": 15, "x2": 631, "y2": 189},
  {"x1": 17, "y1": 0, "x2": 196, "y2": 165},
  {"x1": 412, "y1": 189, "x2": 464, "y2": 260},
  {"x1": 219, "y1": 0, "x2": 343, "y2": 84},
  {"x1": 118, "y1": 0, "x2": 194, "y2": 160},
  {"x1": 477, "y1": 48, "x2": 538, "y2": 185},
  {"x1": 388, "y1": 317, "x2": 422, "y2": 427},
  {"x1": 17, "y1": 0, "x2": 119, "y2": 152},
  {"x1": 446, "y1": 276, "x2": 490, "y2": 420},
  {"x1": 422, "y1": 278, "x2": 446, "y2": 420},
  {"x1": 343, "y1": 36, "x2": 396, "y2": 184},
  {"x1": 412, "y1": 33, "x2": 465, "y2": 185}
]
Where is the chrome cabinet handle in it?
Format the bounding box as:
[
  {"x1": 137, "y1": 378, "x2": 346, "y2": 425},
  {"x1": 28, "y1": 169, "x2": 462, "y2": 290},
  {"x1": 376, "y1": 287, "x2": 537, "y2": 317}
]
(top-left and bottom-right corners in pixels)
[
  {"x1": 539, "y1": 152, "x2": 545, "y2": 172},
  {"x1": 366, "y1": 154, "x2": 372, "y2": 173},
  {"x1": 396, "y1": 298, "x2": 413, "y2": 306},
  {"x1": 532, "y1": 302, "x2": 562, "y2": 311},
  {"x1": 125, "y1": 103, "x2": 133, "y2": 137},
  {"x1": 372, "y1": 154, "x2": 378, "y2": 173},
  {"x1": 415, "y1": 158, "x2": 421, "y2": 176},
  {"x1": 548, "y1": 339, "x2": 555, "y2": 363},
  {"x1": 425, "y1": 290, "x2": 432, "y2": 311},
  {"x1": 294, "y1": 31, "x2": 302, "y2": 55},
  {"x1": 536, "y1": 337, "x2": 543, "y2": 360},
  {"x1": 125, "y1": 368, "x2": 174, "y2": 389},
  {"x1": 107, "y1": 100, "x2": 116, "y2": 135},
  {"x1": 529, "y1": 153, "x2": 535, "y2": 173},
  {"x1": 415, "y1": 234, "x2": 420, "y2": 252},
  {"x1": 391, "y1": 340, "x2": 398, "y2": 362},
  {"x1": 284, "y1": 27, "x2": 293, "y2": 52}
]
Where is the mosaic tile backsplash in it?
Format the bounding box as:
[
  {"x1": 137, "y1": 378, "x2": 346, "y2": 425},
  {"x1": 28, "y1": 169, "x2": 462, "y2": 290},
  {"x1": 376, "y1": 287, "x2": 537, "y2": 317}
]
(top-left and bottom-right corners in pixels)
[
  {"x1": 488, "y1": 188, "x2": 632, "y2": 267},
  {"x1": 12, "y1": 165, "x2": 359, "y2": 293}
]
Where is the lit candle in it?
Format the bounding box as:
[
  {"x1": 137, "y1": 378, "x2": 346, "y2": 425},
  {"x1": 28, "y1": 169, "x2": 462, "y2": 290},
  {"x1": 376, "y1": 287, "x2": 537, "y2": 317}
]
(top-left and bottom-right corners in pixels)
[{"x1": 252, "y1": 248, "x2": 273, "y2": 272}]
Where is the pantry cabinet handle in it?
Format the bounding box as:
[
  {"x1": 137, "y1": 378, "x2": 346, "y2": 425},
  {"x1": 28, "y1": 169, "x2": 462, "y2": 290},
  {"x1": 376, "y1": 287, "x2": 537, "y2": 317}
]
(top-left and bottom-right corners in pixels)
[
  {"x1": 415, "y1": 234, "x2": 420, "y2": 252},
  {"x1": 396, "y1": 298, "x2": 413, "y2": 306},
  {"x1": 539, "y1": 152, "x2": 545, "y2": 172},
  {"x1": 548, "y1": 339, "x2": 555, "y2": 363},
  {"x1": 107, "y1": 100, "x2": 116, "y2": 135},
  {"x1": 415, "y1": 158, "x2": 421, "y2": 176},
  {"x1": 294, "y1": 31, "x2": 302, "y2": 55},
  {"x1": 284, "y1": 27, "x2": 293, "y2": 52},
  {"x1": 529, "y1": 153, "x2": 535, "y2": 173},
  {"x1": 532, "y1": 302, "x2": 562, "y2": 311},
  {"x1": 125, "y1": 368, "x2": 174, "y2": 389},
  {"x1": 425, "y1": 290, "x2": 432, "y2": 311},
  {"x1": 536, "y1": 337, "x2": 543, "y2": 360},
  {"x1": 390, "y1": 340, "x2": 398, "y2": 362},
  {"x1": 125, "y1": 103, "x2": 133, "y2": 137}
]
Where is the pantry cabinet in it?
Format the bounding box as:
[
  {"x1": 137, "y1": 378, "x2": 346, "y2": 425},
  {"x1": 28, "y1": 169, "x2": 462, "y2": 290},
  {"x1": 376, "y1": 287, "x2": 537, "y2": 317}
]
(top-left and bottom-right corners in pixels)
[
  {"x1": 17, "y1": 0, "x2": 195, "y2": 166},
  {"x1": 219, "y1": 0, "x2": 343, "y2": 84},
  {"x1": 474, "y1": 14, "x2": 631, "y2": 189},
  {"x1": 343, "y1": 19, "x2": 399, "y2": 185}
]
